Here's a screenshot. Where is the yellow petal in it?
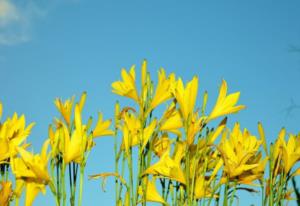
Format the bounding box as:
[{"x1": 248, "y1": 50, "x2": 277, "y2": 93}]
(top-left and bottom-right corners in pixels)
[
  {"x1": 0, "y1": 181, "x2": 12, "y2": 206},
  {"x1": 207, "y1": 80, "x2": 245, "y2": 121},
  {"x1": 141, "y1": 119, "x2": 157, "y2": 151},
  {"x1": 258, "y1": 122, "x2": 268, "y2": 155},
  {"x1": 25, "y1": 182, "x2": 46, "y2": 206},
  {"x1": 112, "y1": 67, "x2": 140, "y2": 103},
  {"x1": 209, "y1": 118, "x2": 227, "y2": 144},
  {"x1": 144, "y1": 149, "x2": 186, "y2": 184},
  {"x1": 150, "y1": 69, "x2": 176, "y2": 110},
  {"x1": 138, "y1": 178, "x2": 166, "y2": 204},
  {"x1": 93, "y1": 113, "x2": 114, "y2": 138},
  {"x1": 174, "y1": 76, "x2": 198, "y2": 121},
  {"x1": 78, "y1": 92, "x2": 87, "y2": 113}
]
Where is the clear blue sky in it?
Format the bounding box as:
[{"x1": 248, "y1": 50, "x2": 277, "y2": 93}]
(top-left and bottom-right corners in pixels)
[{"x1": 1, "y1": 0, "x2": 300, "y2": 205}]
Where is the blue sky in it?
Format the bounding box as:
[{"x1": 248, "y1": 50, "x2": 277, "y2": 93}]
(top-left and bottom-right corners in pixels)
[{"x1": 1, "y1": 0, "x2": 300, "y2": 205}]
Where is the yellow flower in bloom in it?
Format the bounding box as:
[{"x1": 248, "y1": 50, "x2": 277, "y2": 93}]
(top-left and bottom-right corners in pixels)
[
  {"x1": 112, "y1": 66, "x2": 140, "y2": 103},
  {"x1": 207, "y1": 80, "x2": 245, "y2": 121},
  {"x1": 277, "y1": 129, "x2": 300, "y2": 174},
  {"x1": 173, "y1": 76, "x2": 198, "y2": 121},
  {"x1": 270, "y1": 128, "x2": 286, "y2": 178},
  {"x1": 92, "y1": 112, "x2": 114, "y2": 138},
  {"x1": 54, "y1": 96, "x2": 75, "y2": 126},
  {"x1": 121, "y1": 112, "x2": 157, "y2": 153},
  {"x1": 54, "y1": 92, "x2": 86, "y2": 127},
  {"x1": 149, "y1": 69, "x2": 176, "y2": 111},
  {"x1": 138, "y1": 178, "x2": 166, "y2": 204},
  {"x1": 218, "y1": 123, "x2": 266, "y2": 184},
  {"x1": 143, "y1": 148, "x2": 186, "y2": 184},
  {"x1": 194, "y1": 175, "x2": 215, "y2": 199},
  {"x1": 15, "y1": 140, "x2": 51, "y2": 183},
  {"x1": 159, "y1": 103, "x2": 183, "y2": 136},
  {"x1": 48, "y1": 124, "x2": 62, "y2": 158},
  {"x1": 152, "y1": 133, "x2": 171, "y2": 157},
  {"x1": 11, "y1": 140, "x2": 50, "y2": 206},
  {"x1": 0, "y1": 181, "x2": 12, "y2": 206},
  {"x1": 63, "y1": 104, "x2": 88, "y2": 164},
  {"x1": 0, "y1": 113, "x2": 34, "y2": 162},
  {"x1": 186, "y1": 112, "x2": 204, "y2": 145}
]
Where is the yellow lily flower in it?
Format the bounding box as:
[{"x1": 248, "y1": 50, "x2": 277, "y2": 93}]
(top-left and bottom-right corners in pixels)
[
  {"x1": 207, "y1": 80, "x2": 245, "y2": 121},
  {"x1": 15, "y1": 140, "x2": 51, "y2": 182},
  {"x1": 0, "y1": 113, "x2": 34, "y2": 162},
  {"x1": 112, "y1": 66, "x2": 140, "y2": 103},
  {"x1": 159, "y1": 103, "x2": 183, "y2": 136},
  {"x1": 54, "y1": 96, "x2": 75, "y2": 126},
  {"x1": 121, "y1": 112, "x2": 157, "y2": 153},
  {"x1": 278, "y1": 130, "x2": 300, "y2": 174},
  {"x1": 143, "y1": 148, "x2": 186, "y2": 184},
  {"x1": 0, "y1": 181, "x2": 12, "y2": 206},
  {"x1": 186, "y1": 112, "x2": 204, "y2": 145},
  {"x1": 173, "y1": 76, "x2": 198, "y2": 121},
  {"x1": 92, "y1": 112, "x2": 114, "y2": 138},
  {"x1": 63, "y1": 104, "x2": 87, "y2": 164},
  {"x1": 48, "y1": 124, "x2": 62, "y2": 158},
  {"x1": 150, "y1": 69, "x2": 176, "y2": 111},
  {"x1": 194, "y1": 175, "x2": 216, "y2": 199},
  {"x1": 152, "y1": 133, "x2": 171, "y2": 157},
  {"x1": 218, "y1": 123, "x2": 266, "y2": 184},
  {"x1": 138, "y1": 177, "x2": 166, "y2": 204},
  {"x1": 11, "y1": 140, "x2": 50, "y2": 206}
]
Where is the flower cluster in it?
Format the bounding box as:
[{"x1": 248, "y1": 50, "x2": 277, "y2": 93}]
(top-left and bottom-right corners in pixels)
[{"x1": 0, "y1": 60, "x2": 299, "y2": 206}]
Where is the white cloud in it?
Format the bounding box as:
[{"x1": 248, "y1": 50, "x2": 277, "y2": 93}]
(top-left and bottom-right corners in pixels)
[
  {"x1": 0, "y1": 0, "x2": 45, "y2": 45},
  {"x1": 0, "y1": 0, "x2": 78, "y2": 46},
  {"x1": 0, "y1": 0, "x2": 20, "y2": 27}
]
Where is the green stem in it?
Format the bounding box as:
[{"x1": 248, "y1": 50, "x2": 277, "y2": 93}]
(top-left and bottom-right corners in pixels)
[
  {"x1": 61, "y1": 162, "x2": 66, "y2": 206},
  {"x1": 114, "y1": 129, "x2": 119, "y2": 206},
  {"x1": 128, "y1": 148, "x2": 135, "y2": 206},
  {"x1": 68, "y1": 163, "x2": 75, "y2": 206},
  {"x1": 229, "y1": 181, "x2": 237, "y2": 206},
  {"x1": 49, "y1": 181, "x2": 60, "y2": 206},
  {"x1": 15, "y1": 197, "x2": 19, "y2": 206},
  {"x1": 223, "y1": 181, "x2": 229, "y2": 206},
  {"x1": 78, "y1": 165, "x2": 85, "y2": 206}
]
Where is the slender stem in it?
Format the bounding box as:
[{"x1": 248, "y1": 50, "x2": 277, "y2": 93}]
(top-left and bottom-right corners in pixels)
[
  {"x1": 223, "y1": 180, "x2": 229, "y2": 206},
  {"x1": 71, "y1": 163, "x2": 77, "y2": 206},
  {"x1": 49, "y1": 181, "x2": 60, "y2": 206},
  {"x1": 114, "y1": 129, "x2": 119, "y2": 206},
  {"x1": 128, "y1": 148, "x2": 135, "y2": 206},
  {"x1": 61, "y1": 160, "x2": 66, "y2": 206},
  {"x1": 118, "y1": 151, "x2": 126, "y2": 203},
  {"x1": 78, "y1": 165, "x2": 85, "y2": 206},
  {"x1": 56, "y1": 158, "x2": 61, "y2": 205},
  {"x1": 15, "y1": 197, "x2": 19, "y2": 206},
  {"x1": 229, "y1": 181, "x2": 237, "y2": 206}
]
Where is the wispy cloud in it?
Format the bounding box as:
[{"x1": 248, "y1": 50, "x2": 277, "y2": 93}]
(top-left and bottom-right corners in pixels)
[
  {"x1": 0, "y1": 0, "x2": 79, "y2": 46},
  {"x1": 0, "y1": 0, "x2": 45, "y2": 45}
]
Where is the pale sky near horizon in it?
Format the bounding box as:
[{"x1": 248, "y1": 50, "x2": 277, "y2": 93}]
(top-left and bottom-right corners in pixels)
[{"x1": 1, "y1": 0, "x2": 300, "y2": 205}]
